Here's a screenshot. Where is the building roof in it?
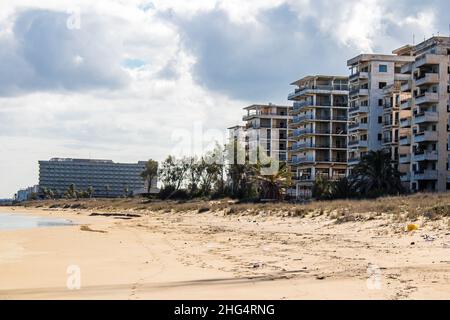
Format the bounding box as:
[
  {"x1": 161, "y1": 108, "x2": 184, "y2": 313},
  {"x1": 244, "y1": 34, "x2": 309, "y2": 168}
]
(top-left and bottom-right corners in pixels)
[
  {"x1": 243, "y1": 103, "x2": 291, "y2": 110},
  {"x1": 290, "y1": 75, "x2": 348, "y2": 86},
  {"x1": 347, "y1": 54, "x2": 414, "y2": 66}
]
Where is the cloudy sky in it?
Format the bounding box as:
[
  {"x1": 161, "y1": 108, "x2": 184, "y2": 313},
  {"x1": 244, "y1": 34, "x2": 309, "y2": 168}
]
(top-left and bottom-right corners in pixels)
[{"x1": 0, "y1": 0, "x2": 448, "y2": 197}]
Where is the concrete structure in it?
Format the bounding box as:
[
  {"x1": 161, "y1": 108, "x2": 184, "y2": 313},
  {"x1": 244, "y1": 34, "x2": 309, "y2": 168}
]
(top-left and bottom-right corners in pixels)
[
  {"x1": 381, "y1": 82, "x2": 412, "y2": 188},
  {"x1": 15, "y1": 185, "x2": 39, "y2": 202},
  {"x1": 394, "y1": 37, "x2": 450, "y2": 192},
  {"x1": 347, "y1": 54, "x2": 414, "y2": 169},
  {"x1": 232, "y1": 104, "x2": 292, "y2": 164},
  {"x1": 288, "y1": 75, "x2": 349, "y2": 199},
  {"x1": 38, "y1": 158, "x2": 148, "y2": 198}
]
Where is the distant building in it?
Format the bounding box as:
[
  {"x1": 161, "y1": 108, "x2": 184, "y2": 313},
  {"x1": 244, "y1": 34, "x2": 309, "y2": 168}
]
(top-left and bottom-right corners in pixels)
[
  {"x1": 15, "y1": 185, "x2": 39, "y2": 202},
  {"x1": 38, "y1": 158, "x2": 149, "y2": 198}
]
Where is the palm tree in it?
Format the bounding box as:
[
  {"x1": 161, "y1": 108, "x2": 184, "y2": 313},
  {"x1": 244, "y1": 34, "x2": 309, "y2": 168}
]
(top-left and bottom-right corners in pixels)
[
  {"x1": 351, "y1": 150, "x2": 404, "y2": 198},
  {"x1": 312, "y1": 176, "x2": 333, "y2": 200},
  {"x1": 87, "y1": 186, "x2": 94, "y2": 198},
  {"x1": 253, "y1": 161, "x2": 292, "y2": 201},
  {"x1": 141, "y1": 159, "x2": 158, "y2": 194}
]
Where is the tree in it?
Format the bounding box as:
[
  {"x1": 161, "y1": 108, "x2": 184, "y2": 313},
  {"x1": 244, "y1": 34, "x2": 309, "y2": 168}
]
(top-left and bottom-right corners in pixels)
[
  {"x1": 159, "y1": 156, "x2": 190, "y2": 199},
  {"x1": 123, "y1": 185, "x2": 130, "y2": 198},
  {"x1": 312, "y1": 176, "x2": 334, "y2": 200},
  {"x1": 141, "y1": 159, "x2": 158, "y2": 194},
  {"x1": 87, "y1": 186, "x2": 94, "y2": 198},
  {"x1": 351, "y1": 150, "x2": 404, "y2": 198},
  {"x1": 252, "y1": 161, "x2": 292, "y2": 201},
  {"x1": 65, "y1": 184, "x2": 77, "y2": 199},
  {"x1": 104, "y1": 184, "x2": 111, "y2": 198}
]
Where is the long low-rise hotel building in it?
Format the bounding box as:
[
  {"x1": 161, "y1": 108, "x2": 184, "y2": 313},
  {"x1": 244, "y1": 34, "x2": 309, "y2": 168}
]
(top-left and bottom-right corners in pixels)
[{"x1": 39, "y1": 158, "x2": 149, "y2": 198}]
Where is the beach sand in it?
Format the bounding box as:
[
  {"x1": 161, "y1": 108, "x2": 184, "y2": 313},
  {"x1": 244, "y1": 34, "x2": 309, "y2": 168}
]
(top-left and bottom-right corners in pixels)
[{"x1": 0, "y1": 205, "x2": 449, "y2": 300}]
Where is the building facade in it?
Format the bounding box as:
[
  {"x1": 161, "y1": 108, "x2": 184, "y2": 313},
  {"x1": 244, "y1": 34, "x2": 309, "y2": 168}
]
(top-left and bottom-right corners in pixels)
[
  {"x1": 394, "y1": 37, "x2": 450, "y2": 192},
  {"x1": 233, "y1": 104, "x2": 292, "y2": 164},
  {"x1": 347, "y1": 54, "x2": 414, "y2": 169},
  {"x1": 39, "y1": 158, "x2": 147, "y2": 198},
  {"x1": 15, "y1": 185, "x2": 39, "y2": 202},
  {"x1": 287, "y1": 75, "x2": 349, "y2": 199}
]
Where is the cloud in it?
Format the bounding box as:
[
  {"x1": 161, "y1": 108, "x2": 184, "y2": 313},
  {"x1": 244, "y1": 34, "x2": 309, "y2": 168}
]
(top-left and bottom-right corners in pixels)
[{"x1": 0, "y1": 9, "x2": 132, "y2": 96}]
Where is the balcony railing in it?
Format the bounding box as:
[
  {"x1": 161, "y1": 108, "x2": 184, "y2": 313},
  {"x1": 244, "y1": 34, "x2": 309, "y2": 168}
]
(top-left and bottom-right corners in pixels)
[
  {"x1": 415, "y1": 92, "x2": 439, "y2": 105},
  {"x1": 413, "y1": 151, "x2": 438, "y2": 162},
  {"x1": 412, "y1": 170, "x2": 438, "y2": 180},
  {"x1": 414, "y1": 111, "x2": 438, "y2": 124},
  {"x1": 413, "y1": 131, "x2": 438, "y2": 143}
]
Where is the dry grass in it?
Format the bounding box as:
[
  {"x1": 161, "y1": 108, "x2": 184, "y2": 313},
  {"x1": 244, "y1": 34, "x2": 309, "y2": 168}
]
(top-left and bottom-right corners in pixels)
[{"x1": 20, "y1": 192, "x2": 450, "y2": 223}]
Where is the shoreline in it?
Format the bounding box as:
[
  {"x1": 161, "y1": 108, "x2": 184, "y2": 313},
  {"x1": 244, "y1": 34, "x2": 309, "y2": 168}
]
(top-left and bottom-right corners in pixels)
[{"x1": 0, "y1": 204, "x2": 449, "y2": 300}]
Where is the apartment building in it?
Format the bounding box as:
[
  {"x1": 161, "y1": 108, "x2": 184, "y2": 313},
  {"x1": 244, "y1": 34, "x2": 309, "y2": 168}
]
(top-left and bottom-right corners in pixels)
[
  {"x1": 347, "y1": 54, "x2": 414, "y2": 169},
  {"x1": 235, "y1": 104, "x2": 292, "y2": 164},
  {"x1": 381, "y1": 82, "x2": 412, "y2": 188},
  {"x1": 393, "y1": 36, "x2": 450, "y2": 192},
  {"x1": 39, "y1": 158, "x2": 149, "y2": 198},
  {"x1": 287, "y1": 75, "x2": 349, "y2": 199}
]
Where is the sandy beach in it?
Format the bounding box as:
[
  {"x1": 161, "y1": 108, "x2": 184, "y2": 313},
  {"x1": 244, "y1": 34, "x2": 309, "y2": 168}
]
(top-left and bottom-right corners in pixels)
[{"x1": 0, "y1": 203, "x2": 449, "y2": 300}]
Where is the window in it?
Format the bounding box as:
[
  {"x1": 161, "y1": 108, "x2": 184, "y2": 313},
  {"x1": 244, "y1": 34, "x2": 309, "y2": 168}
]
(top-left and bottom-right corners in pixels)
[
  {"x1": 379, "y1": 82, "x2": 387, "y2": 89},
  {"x1": 379, "y1": 65, "x2": 388, "y2": 73},
  {"x1": 378, "y1": 133, "x2": 382, "y2": 141},
  {"x1": 378, "y1": 99, "x2": 383, "y2": 107},
  {"x1": 378, "y1": 116, "x2": 382, "y2": 124}
]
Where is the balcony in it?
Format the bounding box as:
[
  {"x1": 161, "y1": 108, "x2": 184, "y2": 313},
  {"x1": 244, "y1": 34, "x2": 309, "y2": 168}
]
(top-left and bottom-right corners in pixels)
[
  {"x1": 401, "y1": 81, "x2": 412, "y2": 92},
  {"x1": 349, "y1": 71, "x2": 369, "y2": 81},
  {"x1": 399, "y1": 154, "x2": 411, "y2": 164},
  {"x1": 348, "y1": 122, "x2": 369, "y2": 132},
  {"x1": 401, "y1": 63, "x2": 413, "y2": 74},
  {"x1": 288, "y1": 85, "x2": 349, "y2": 100},
  {"x1": 400, "y1": 173, "x2": 411, "y2": 182},
  {"x1": 289, "y1": 156, "x2": 315, "y2": 165},
  {"x1": 349, "y1": 88, "x2": 369, "y2": 97},
  {"x1": 348, "y1": 105, "x2": 369, "y2": 114},
  {"x1": 414, "y1": 111, "x2": 438, "y2": 124},
  {"x1": 415, "y1": 54, "x2": 441, "y2": 68},
  {"x1": 400, "y1": 117, "x2": 411, "y2": 128},
  {"x1": 394, "y1": 73, "x2": 411, "y2": 81},
  {"x1": 413, "y1": 131, "x2": 438, "y2": 143},
  {"x1": 400, "y1": 98, "x2": 411, "y2": 110},
  {"x1": 415, "y1": 73, "x2": 439, "y2": 87},
  {"x1": 348, "y1": 157, "x2": 360, "y2": 165},
  {"x1": 412, "y1": 170, "x2": 438, "y2": 180},
  {"x1": 290, "y1": 128, "x2": 314, "y2": 138},
  {"x1": 348, "y1": 140, "x2": 368, "y2": 148},
  {"x1": 399, "y1": 136, "x2": 411, "y2": 146},
  {"x1": 415, "y1": 92, "x2": 439, "y2": 105},
  {"x1": 292, "y1": 101, "x2": 314, "y2": 112},
  {"x1": 290, "y1": 143, "x2": 330, "y2": 151},
  {"x1": 413, "y1": 151, "x2": 438, "y2": 162}
]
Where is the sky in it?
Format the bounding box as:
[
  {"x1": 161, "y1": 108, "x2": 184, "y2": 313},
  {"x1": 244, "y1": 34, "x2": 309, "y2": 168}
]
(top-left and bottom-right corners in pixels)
[{"x1": 0, "y1": 0, "x2": 448, "y2": 197}]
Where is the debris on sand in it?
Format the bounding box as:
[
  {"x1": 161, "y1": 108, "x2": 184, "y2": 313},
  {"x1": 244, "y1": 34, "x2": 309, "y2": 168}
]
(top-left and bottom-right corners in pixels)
[
  {"x1": 406, "y1": 224, "x2": 419, "y2": 232},
  {"x1": 80, "y1": 225, "x2": 108, "y2": 233}
]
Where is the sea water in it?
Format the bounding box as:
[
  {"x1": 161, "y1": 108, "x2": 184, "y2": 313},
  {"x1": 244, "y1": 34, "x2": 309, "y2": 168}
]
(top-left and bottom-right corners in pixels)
[{"x1": 0, "y1": 212, "x2": 73, "y2": 231}]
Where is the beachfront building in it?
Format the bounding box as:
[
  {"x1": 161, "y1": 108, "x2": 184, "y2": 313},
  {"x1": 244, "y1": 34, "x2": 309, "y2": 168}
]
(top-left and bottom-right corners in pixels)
[
  {"x1": 14, "y1": 185, "x2": 39, "y2": 202},
  {"x1": 287, "y1": 75, "x2": 349, "y2": 199},
  {"x1": 237, "y1": 104, "x2": 292, "y2": 164},
  {"x1": 38, "y1": 158, "x2": 150, "y2": 198},
  {"x1": 347, "y1": 54, "x2": 414, "y2": 171},
  {"x1": 381, "y1": 82, "x2": 412, "y2": 189},
  {"x1": 393, "y1": 36, "x2": 450, "y2": 192}
]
